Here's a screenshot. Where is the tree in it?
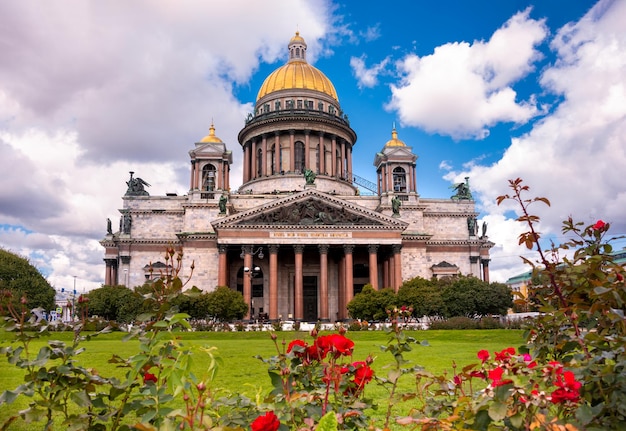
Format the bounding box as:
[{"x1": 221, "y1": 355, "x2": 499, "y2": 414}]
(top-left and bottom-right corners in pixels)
[
  {"x1": 347, "y1": 285, "x2": 396, "y2": 321},
  {"x1": 441, "y1": 276, "x2": 512, "y2": 317},
  {"x1": 397, "y1": 277, "x2": 445, "y2": 317},
  {"x1": 171, "y1": 287, "x2": 213, "y2": 319},
  {"x1": 87, "y1": 285, "x2": 143, "y2": 323},
  {"x1": 206, "y1": 286, "x2": 248, "y2": 321},
  {"x1": 0, "y1": 248, "x2": 55, "y2": 313}
]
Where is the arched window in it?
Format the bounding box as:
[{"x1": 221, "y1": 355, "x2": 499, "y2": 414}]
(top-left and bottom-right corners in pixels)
[
  {"x1": 393, "y1": 167, "x2": 407, "y2": 192},
  {"x1": 295, "y1": 141, "x2": 305, "y2": 173},
  {"x1": 270, "y1": 144, "x2": 276, "y2": 175},
  {"x1": 296, "y1": 47, "x2": 300, "y2": 57},
  {"x1": 202, "y1": 164, "x2": 216, "y2": 191},
  {"x1": 257, "y1": 148, "x2": 263, "y2": 177}
]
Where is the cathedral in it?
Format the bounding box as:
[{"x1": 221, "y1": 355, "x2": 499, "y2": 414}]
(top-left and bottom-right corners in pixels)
[{"x1": 101, "y1": 32, "x2": 493, "y2": 323}]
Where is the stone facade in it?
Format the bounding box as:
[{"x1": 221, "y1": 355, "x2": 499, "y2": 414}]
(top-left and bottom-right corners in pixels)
[{"x1": 101, "y1": 32, "x2": 493, "y2": 322}]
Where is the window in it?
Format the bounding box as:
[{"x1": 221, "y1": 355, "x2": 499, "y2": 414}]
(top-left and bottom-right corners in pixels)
[
  {"x1": 295, "y1": 141, "x2": 305, "y2": 173},
  {"x1": 318, "y1": 101, "x2": 324, "y2": 111},
  {"x1": 306, "y1": 100, "x2": 313, "y2": 109},
  {"x1": 297, "y1": 99, "x2": 303, "y2": 109},
  {"x1": 275, "y1": 100, "x2": 281, "y2": 111},
  {"x1": 257, "y1": 148, "x2": 263, "y2": 177},
  {"x1": 270, "y1": 144, "x2": 276, "y2": 174},
  {"x1": 393, "y1": 167, "x2": 407, "y2": 192},
  {"x1": 263, "y1": 103, "x2": 270, "y2": 113}
]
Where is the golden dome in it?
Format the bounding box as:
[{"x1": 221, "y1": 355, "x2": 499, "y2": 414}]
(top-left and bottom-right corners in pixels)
[
  {"x1": 256, "y1": 32, "x2": 338, "y2": 102},
  {"x1": 200, "y1": 123, "x2": 223, "y2": 143},
  {"x1": 290, "y1": 30, "x2": 305, "y2": 44},
  {"x1": 385, "y1": 127, "x2": 406, "y2": 147}
]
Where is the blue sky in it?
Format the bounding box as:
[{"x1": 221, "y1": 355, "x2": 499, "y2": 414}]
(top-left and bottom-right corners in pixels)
[{"x1": 1, "y1": 0, "x2": 624, "y2": 291}]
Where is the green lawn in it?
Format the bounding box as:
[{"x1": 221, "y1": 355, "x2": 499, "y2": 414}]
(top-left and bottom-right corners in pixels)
[{"x1": 0, "y1": 328, "x2": 524, "y2": 429}]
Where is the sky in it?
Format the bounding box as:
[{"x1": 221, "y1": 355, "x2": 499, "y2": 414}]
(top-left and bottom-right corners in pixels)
[{"x1": 1, "y1": 0, "x2": 625, "y2": 292}]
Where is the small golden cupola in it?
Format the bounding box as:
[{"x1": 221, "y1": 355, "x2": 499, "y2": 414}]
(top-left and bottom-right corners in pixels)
[
  {"x1": 200, "y1": 122, "x2": 223, "y2": 143},
  {"x1": 385, "y1": 126, "x2": 406, "y2": 147}
]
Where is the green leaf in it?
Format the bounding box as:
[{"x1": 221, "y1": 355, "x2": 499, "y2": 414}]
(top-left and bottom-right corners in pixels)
[
  {"x1": 488, "y1": 400, "x2": 508, "y2": 421},
  {"x1": 316, "y1": 411, "x2": 338, "y2": 431}
]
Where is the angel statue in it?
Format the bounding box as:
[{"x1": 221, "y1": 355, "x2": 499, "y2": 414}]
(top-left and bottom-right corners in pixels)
[
  {"x1": 125, "y1": 171, "x2": 151, "y2": 196},
  {"x1": 450, "y1": 177, "x2": 473, "y2": 201}
]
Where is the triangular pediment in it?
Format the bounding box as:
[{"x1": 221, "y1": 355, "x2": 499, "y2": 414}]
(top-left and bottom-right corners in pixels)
[{"x1": 213, "y1": 189, "x2": 407, "y2": 230}]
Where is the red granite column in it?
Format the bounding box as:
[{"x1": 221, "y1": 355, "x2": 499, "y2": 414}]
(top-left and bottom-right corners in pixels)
[
  {"x1": 243, "y1": 143, "x2": 250, "y2": 183},
  {"x1": 388, "y1": 253, "x2": 395, "y2": 288},
  {"x1": 269, "y1": 245, "x2": 279, "y2": 320},
  {"x1": 251, "y1": 139, "x2": 257, "y2": 180},
  {"x1": 289, "y1": 130, "x2": 295, "y2": 172},
  {"x1": 338, "y1": 253, "x2": 345, "y2": 320},
  {"x1": 304, "y1": 130, "x2": 310, "y2": 169},
  {"x1": 393, "y1": 244, "x2": 402, "y2": 291},
  {"x1": 243, "y1": 246, "x2": 252, "y2": 320},
  {"x1": 481, "y1": 259, "x2": 490, "y2": 283},
  {"x1": 262, "y1": 134, "x2": 268, "y2": 176},
  {"x1": 331, "y1": 135, "x2": 337, "y2": 176},
  {"x1": 319, "y1": 132, "x2": 325, "y2": 174},
  {"x1": 294, "y1": 245, "x2": 304, "y2": 321},
  {"x1": 274, "y1": 132, "x2": 280, "y2": 175},
  {"x1": 368, "y1": 244, "x2": 379, "y2": 290},
  {"x1": 344, "y1": 245, "x2": 354, "y2": 311},
  {"x1": 318, "y1": 244, "x2": 329, "y2": 321},
  {"x1": 382, "y1": 256, "x2": 390, "y2": 289},
  {"x1": 189, "y1": 160, "x2": 195, "y2": 190},
  {"x1": 217, "y1": 245, "x2": 228, "y2": 287}
]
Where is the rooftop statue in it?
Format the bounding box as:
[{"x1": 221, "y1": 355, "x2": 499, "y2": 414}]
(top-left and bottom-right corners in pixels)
[
  {"x1": 125, "y1": 171, "x2": 150, "y2": 196},
  {"x1": 451, "y1": 176, "x2": 473, "y2": 201}
]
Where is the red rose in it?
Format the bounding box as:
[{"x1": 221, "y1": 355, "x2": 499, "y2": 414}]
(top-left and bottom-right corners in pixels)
[
  {"x1": 287, "y1": 339, "x2": 307, "y2": 355},
  {"x1": 352, "y1": 361, "x2": 374, "y2": 386},
  {"x1": 592, "y1": 220, "x2": 607, "y2": 231},
  {"x1": 325, "y1": 334, "x2": 355, "y2": 357},
  {"x1": 143, "y1": 372, "x2": 157, "y2": 384},
  {"x1": 477, "y1": 349, "x2": 490, "y2": 363},
  {"x1": 494, "y1": 347, "x2": 516, "y2": 361},
  {"x1": 251, "y1": 411, "x2": 280, "y2": 431},
  {"x1": 488, "y1": 366, "x2": 512, "y2": 387}
]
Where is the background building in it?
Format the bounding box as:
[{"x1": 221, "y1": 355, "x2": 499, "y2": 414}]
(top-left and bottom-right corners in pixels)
[{"x1": 101, "y1": 33, "x2": 494, "y2": 322}]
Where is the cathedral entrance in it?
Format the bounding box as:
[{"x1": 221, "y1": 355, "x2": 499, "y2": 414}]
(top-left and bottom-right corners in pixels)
[{"x1": 303, "y1": 276, "x2": 318, "y2": 322}]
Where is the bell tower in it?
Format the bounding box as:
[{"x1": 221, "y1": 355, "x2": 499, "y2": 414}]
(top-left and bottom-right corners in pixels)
[
  {"x1": 189, "y1": 123, "x2": 232, "y2": 198},
  {"x1": 374, "y1": 126, "x2": 418, "y2": 199}
]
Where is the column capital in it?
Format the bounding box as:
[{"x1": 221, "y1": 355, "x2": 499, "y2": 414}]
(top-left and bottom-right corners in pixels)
[
  {"x1": 343, "y1": 244, "x2": 354, "y2": 254},
  {"x1": 218, "y1": 244, "x2": 228, "y2": 254},
  {"x1": 318, "y1": 244, "x2": 329, "y2": 254},
  {"x1": 268, "y1": 244, "x2": 280, "y2": 254},
  {"x1": 368, "y1": 244, "x2": 379, "y2": 254},
  {"x1": 293, "y1": 244, "x2": 305, "y2": 254},
  {"x1": 392, "y1": 244, "x2": 403, "y2": 254}
]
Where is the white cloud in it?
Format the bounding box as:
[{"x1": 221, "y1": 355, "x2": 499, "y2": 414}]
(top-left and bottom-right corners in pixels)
[
  {"x1": 350, "y1": 55, "x2": 390, "y2": 89},
  {"x1": 0, "y1": 0, "x2": 335, "y2": 290},
  {"x1": 386, "y1": 8, "x2": 547, "y2": 139},
  {"x1": 461, "y1": 0, "x2": 626, "y2": 281}
]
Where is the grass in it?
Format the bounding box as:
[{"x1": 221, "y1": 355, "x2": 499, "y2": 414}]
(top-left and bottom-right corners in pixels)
[{"x1": 0, "y1": 328, "x2": 525, "y2": 429}]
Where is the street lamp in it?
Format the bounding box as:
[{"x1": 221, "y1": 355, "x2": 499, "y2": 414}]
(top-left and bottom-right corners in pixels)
[{"x1": 240, "y1": 246, "x2": 264, "y2": 260}]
